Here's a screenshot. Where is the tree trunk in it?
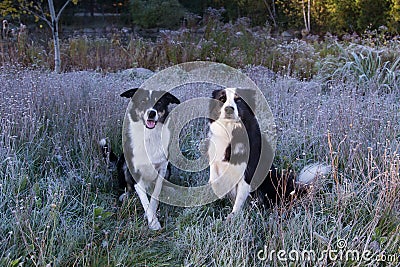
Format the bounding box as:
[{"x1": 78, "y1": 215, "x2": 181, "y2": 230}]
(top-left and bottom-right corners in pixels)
[
  {"x1": 52, "y1": 19, "x2": 61, "y2": 73},
  {"x1": 302, "y1": 0, "x2": 311, "y2": 33},
  {"x1": 90, "y1": 0, "x2": 94, "y2": 16},
  {"x1": 302, "y1": 0, "x2": 307, "y2": 32},
  {"x1": 263, "y1": 0, "x2": 277, "y2": 29},
  {"x1": 48, "y1": 0, "x2": 61, "y2": 73},
  {"x1": 307, "y1": 0, "x2": 311, "y2": 32}
]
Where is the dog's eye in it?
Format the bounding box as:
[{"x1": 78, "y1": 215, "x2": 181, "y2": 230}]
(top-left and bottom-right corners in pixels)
[
  {"x1": 218, "y1": 96, "x2": 226, "y2": 102},
  {"x1": 234, "y1": 95, "x2": 241, "y2": 102}
]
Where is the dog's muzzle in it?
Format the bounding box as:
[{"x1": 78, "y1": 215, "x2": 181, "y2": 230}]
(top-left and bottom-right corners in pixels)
[
  {"x1": 145, "y1": 109, "x2": 158, "y2": 129},
  {"x1": 224, "y1": 106, "x2": 236, "y2": 119}
]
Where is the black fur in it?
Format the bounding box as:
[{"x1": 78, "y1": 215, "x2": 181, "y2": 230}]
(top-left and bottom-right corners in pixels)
[
  {"x1": 100, "y1": 88, "x2": 178, "y2": 197},
  {"x1": 100, "y1": 143, "x2": 171, "y2": 195},
  {"x1": 254, "y1": 164, "x2": 299, "y2": 208},
  {"x1": 100, "y1": 141, "x2": 134, "y2": 192},
  {"x1": 210, "y1": 88, "x2": 304, "y2": 207},
  {"x1": 210, "y1": 89, "x2": 261, "y2": 184},
  {"x1": 121, "y1": 88, "x2": 180, "y2": 124}
]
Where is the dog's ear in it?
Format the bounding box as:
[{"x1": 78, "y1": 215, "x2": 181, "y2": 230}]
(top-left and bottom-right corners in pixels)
[
  {"x1": 212, "y1": 89, "x2": 222, "y2": 99},
  {"x1": 164, "y1": 92, "x2": 180, "y2": 105},
  {"x1": 236, "y1": 88, "x2": 256, "y2": 110},
  {"x1": 120, "y1": 88, "x2": 139, "y2": 98}
]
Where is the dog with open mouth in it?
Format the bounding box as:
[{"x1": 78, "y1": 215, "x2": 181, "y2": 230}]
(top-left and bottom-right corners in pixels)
[
  {"x1": 207, "y1": 87, "x2": 331, "y2": 218},
  {"x1": 101, "y1": 88, "x2": 180, "y2": 230}
]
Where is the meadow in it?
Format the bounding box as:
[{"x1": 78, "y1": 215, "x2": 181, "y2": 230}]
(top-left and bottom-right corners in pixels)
[{"x1": 1, "y1": 23, "x2": 399, "y2": 266}]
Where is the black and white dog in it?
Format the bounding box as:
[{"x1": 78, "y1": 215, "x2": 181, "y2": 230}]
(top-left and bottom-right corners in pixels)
[
  {"x1": 207, "y1": 87, "x2": 330, "y2": 218},
  {"x1": 101, "y1": 88, "x2": 180, "y2": 230}
]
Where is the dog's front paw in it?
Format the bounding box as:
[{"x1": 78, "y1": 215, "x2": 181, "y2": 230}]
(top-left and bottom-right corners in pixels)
[
  {"x1": 148, "y1": 219, "x2": 161, "y2": 231},
  {"x1": 226, "y1": 212, "x2": 236, "y2": 221},
  {"x1": 119, "y1": 192, "x2": 130, "y2": 202}
]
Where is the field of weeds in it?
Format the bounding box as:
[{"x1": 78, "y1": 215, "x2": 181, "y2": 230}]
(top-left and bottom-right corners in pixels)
[{"x1": 0, "y1": 41, "x2": 399, "y2": 266}]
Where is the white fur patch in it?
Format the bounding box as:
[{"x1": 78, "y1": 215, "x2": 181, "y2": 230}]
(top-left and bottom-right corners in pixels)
[
  {"x1": 220, "y1": 87, "x2": 239, "y2": 120},
  {"x1": 99, "y1": 138, "x2": 106, "y2": 146},
  {"x1": 233, "y1": 143, "x2": 245, "y2": 154},
  {"x1": 297, "y1": 163, "x2": 331, "y2": 185},
  {"x1": 127, "y1": 115, "x2": 170, "y2": 179},
  {"x1": 208, "y1": 88, "x2": 248, "y2": 201},
  {"x1": 209, "y1": 161, "x2": 246, "y2": 198},
  {"x1": 125, "y1": 110, "x2": 171, "y2": 230}
]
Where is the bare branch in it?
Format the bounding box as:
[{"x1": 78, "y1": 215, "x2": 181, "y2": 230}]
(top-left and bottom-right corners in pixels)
[
  {"x1": 19, "y1": 3, "x2": 52, "y2": 28},
  {"x1": 56, "y1": 0, "x2": 72, "y2": 21},
  {"x1": 262, "y1": 0, "x2": 277, "y2": 27}
]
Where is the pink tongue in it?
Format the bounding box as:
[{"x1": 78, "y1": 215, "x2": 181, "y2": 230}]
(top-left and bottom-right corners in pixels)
[{"x1": 146, "y1": 120, "x2": 156, "y2": 129}]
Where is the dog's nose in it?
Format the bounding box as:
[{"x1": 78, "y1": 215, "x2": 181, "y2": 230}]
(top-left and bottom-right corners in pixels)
[
  {"x1": 224, "y1": 106, "x2": 234, "y2": 115},
  {"x1": 148, "y1": 110, "x2": 157, "y2": 119}
]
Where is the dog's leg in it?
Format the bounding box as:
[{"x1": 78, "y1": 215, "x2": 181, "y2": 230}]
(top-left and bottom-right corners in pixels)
[
  {"x1": 148, "y1": 165, "x2": 167, "y2": 226},
  {"x1": 134, "y1": 179, "x2": 161, "y2": 230},
  {"x1": 208, "y1": 164, "x2": 218, "y2": 183},
  {"x1": 148, "y1": 175, "x2": 163, "y2": 227},
  {"x1": 209, "y1": 164, "x2": 226, "y2": 198},
  {"x1": 228, "y1": 178, "x2": 251, "y2": 219}
]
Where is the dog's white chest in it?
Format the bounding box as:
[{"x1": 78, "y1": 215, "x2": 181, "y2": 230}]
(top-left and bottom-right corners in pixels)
[
  {"x1": 208, "y1": 121, "x2": 237, "y2": 161},
  {"x1": 127, "y1": 120, "x2": 170, "y2": 168},
  {"x1": 208, "y1": 120, "x2": 247, "y2": 198}
]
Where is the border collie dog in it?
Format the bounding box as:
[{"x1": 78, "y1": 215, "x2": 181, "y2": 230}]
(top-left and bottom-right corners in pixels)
[
  {"x1": 208, "y1": 88, "x2": 330, "y2": 218},
  {"x1": 101, "y1": 88, "x2": 180, "y2": 230}
]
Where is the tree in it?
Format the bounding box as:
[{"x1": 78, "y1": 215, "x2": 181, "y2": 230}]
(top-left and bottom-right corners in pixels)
[
  {"x1": 262, "y1": 0, "x2": 278, "y2": 29},
  {"x1": 130, "y1": 0, "x2": 185, "y2": 28},
  {"x1": 389, "y1": 0, "x2": 400, "y2": 32},
  {"x1": 301, "y1": 0, "x2": 311, "y2": 33},
  {"x1": 19, "y1": 0, "x2": 79, "y2": 73},
  {"x1": 324, "y1": 0, "x2": 359, "y2": 33},
  {"x1": 0, "y1": 0, "x2": 19, "y2": 17},
  {"x1": 357, "y1": 0, "x2": 391, "y2": 32}
]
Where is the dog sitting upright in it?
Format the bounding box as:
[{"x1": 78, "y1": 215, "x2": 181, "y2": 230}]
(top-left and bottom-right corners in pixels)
[
  {"x1": 207, "y1": 88, "x2": 331, "y2": 218},
  {"x1": 101, "y1": 88, "x2": 180, "y2": 230}
]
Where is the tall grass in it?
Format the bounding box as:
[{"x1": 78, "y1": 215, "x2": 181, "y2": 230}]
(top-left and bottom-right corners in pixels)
[
  {"x1": 317, "y1": 43, "x2": 400, "y2": 93},
  {"x1": 1, "y1": 60, "x2": 399, "y2": 266},
  {"x1": 2, "y1": 11, "x2": 400, "y2": 82},
  {"x1": 0, "y1": 15, "x2": 329, "y2": 78}
]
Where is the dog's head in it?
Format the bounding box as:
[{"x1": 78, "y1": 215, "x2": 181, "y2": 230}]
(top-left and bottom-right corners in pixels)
[
  {"x1": 121, "y1": 88, "x2": 180, "y2": 129},
  {"x1": 210, "y1": 88, "x2": 256, "y2": 122}
]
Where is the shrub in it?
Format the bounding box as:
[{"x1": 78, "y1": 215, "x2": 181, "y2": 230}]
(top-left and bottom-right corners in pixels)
[
  {"x1": 129, "y1": 0, "x2": 186, "y2": 29},
  {"x1": 317, "y1": 43, "x2": 400, "y2": 93}
]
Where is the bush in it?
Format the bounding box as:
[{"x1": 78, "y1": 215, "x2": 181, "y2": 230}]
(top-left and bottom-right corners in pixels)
[
  {"x1": 130, "y1": 0, "x2": 186, "y2": 28},
  {"x1": 317, "y1": 43, "x2": 400, "y2": 93}
]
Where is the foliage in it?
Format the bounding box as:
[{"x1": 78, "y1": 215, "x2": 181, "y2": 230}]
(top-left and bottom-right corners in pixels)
[
  {"x1": 2, "y1": 13, "x2": 400, "y2": 80},
  {"x1": 129, "y1": 0, "x2": 186, "y2": 28},
  {"x1": 317, "y1": 43, "x2": 400, "y2": 93},
  {"x1": 0, "y1": 15, "x2": 324, "y2": 78},
  {"x1": 1, "y1": 0, "x2": 400, "y2": 34},
  {"x1": 0, "y1": 0, "x2": 19, "y2": 17},
  {"x1": 178, "y1": 0, "x2": 400, "y2": 34},
  {"x1": 356, "y1": 0, "x2": 392, "y2": 32},
  {"x1": 324, "y1": 0, "x2": 359, "y2": 33},
  {"x1": 275, "y1": 0, "x2": 397, "y2": 34},
  {"x1": 2, "y1": 0, "x2": 79, "y2": 73}
]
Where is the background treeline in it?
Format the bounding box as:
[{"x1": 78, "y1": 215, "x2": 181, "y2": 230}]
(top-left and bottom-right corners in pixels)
[
  {"x1": 75, "y1": 0, "x2": 400, "y2": 34},
  {"x1": 2, "y1": 0, "x2": 399, "y2": 35},
  {"x1": 77, "y1": 0, "x2": 400, "y2": 34},
  {"x1": 180, "y1": 0, "x2": 400, "y2": 34}
]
